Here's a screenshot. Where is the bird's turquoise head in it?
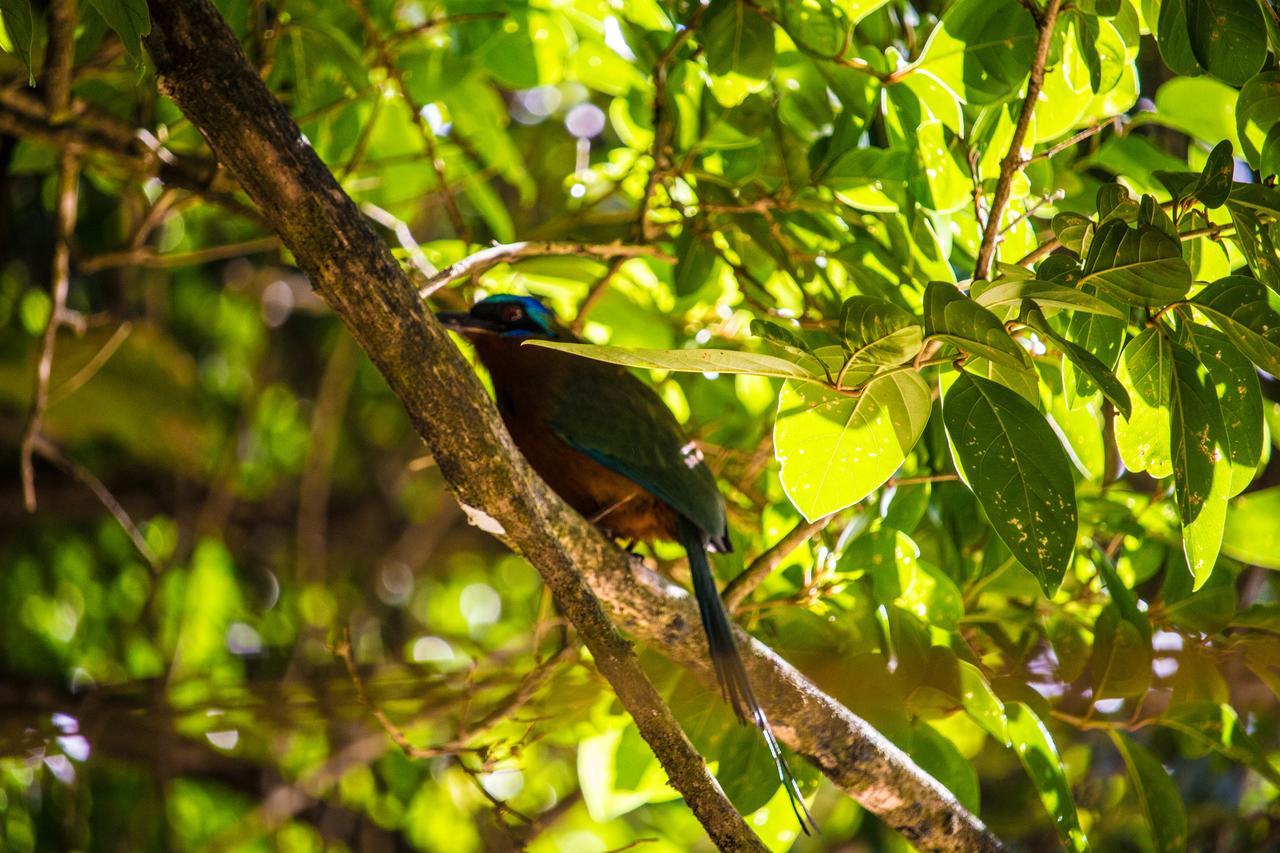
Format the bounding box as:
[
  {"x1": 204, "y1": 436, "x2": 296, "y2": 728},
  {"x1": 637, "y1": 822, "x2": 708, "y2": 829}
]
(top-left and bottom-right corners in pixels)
[{"x1": 437, "y1": 294, "x2": 560, "y2": 339}]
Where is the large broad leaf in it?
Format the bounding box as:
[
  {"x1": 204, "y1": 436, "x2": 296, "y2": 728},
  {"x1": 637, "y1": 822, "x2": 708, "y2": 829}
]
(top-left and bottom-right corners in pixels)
[
  {"x1": 973, "y1": 279, "x2": 1125, "y2": 320},
  {"x1": 701, "y1": 0, "x2": 775, "y2": 107},
  {"x1": 1155, "y1": 703, "x2": 1280, "y2": 787},
  {"x1": 914, "y1": 0, "x2": 1037, "y2": 105},
  {"x1": 1222, "y1": 487, "x2": 1280, "y2": 569},
  {"x1": 1182, "y1": 323, "x2": 1263, "y2": 496},
  {"x1": 526, "y1": 341, "x2": 817, "y2": 381},
  {"x1": 1023, "y1": 305, "x2": 1132, "y2": 419},
  {"x1": 1191, "y1": 276, "x2": 1280, "y2": 375},
  {"x1": 1157, "y1": 0, "x2": 1205, "y2": 77},
  {"x1": 943, "y1": 372, "x2": 1078, "y2": 594},
  {"x1": 924, "y1": 281, "x2": 1030, "y2": 370},
  {"x1": 775, "y1": 370, "x2": 932, "y2": 521},
  {"x1": 1170, "y1": 344, "x2": 1231, "y2": 589},
  {"x1": 1109, "y1": 732, "x2": 1188, "y2": 853},
  {"x1": 1115, "y1": 328, "x2": 1174, "y2": 478},
  {"x1": 838, "y1": 295, "x2": 923, "y2": 365},
  {"x1": 1080, "y1": 219, "x2": 1192, "y2": 305},
  {"x1": 1185, "y1": 0, "x2": 1267, "y2": 87},
  {"x1": 1006, "y1": 703, "x2": 1090, "y2": 853}
]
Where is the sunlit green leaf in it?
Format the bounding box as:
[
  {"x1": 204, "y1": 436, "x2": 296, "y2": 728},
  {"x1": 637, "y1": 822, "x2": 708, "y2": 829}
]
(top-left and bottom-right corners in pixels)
[
  {"x1": 1080, "y1": 220, "x2": 1192, "y2": 306},
  {"x1": 1170, "y1": 343, "x2": 1230, "y2": 589},
  {"x1": 1115, "y1": 328, "x2": 1174, "y2": 478},
  {"x1": 924, "y1": 281, "x2": 1030, "y2": 370},
  {"x1": 1109, "y1": 732, "x2": 1188, "y2": 853},
  {"x1": 1006, "y1": 703, "x2": 1090, "y2": 853},
  {"x1": 776, "y1": 370, "x2": 932, "y2": 520}
]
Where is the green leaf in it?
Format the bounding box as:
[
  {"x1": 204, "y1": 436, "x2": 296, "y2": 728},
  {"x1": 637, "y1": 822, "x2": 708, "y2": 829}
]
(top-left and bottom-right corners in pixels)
[
  {"x1": 0, "y1": 0, "x2": 36, "y2": 84},
  {"x1": 1052, "y1": 212, "x2": 1093, "y2": 254},
  {"x1": 915, "y1": 0, "x2": 1037, "y2": 105},
  {"x1": 838, "y1": 295, "x2": 923, "y2": 365},
  {"x1": 943, "y1": 372, "x2": 1078, "y2": 594},
  {"x1": 1192, "y1": 276, "x2": 1280, "y2": 375},
  {"x1": 1226, "y1": 203, "x2": 1280, "y2": 293},
  {"x1": 958, "y1": 660, "x2": 1010, "y2": 745},
  {"x1": 674, "y1": 231, "x2": 723, "y2": 297},
  {"x1": 84, "y1": 0, "x2": 150, "y2": 63},
  {"x1": 1236, "y1": 71, "x2": 1280, "y2": 169},
  {"x1": 1170, "y1": 343, "x2": 1231, "y2": 589},
  {"x1": 1115, "y1": 328, "x2": 1174, "y2": 478},
  {"x1": 1157, "y1": 0, "x2": 1205, "y2": 78},
  {"x1": 862, "y1": 530, "x2": 964, "y2": 629},
  {"x1": 973, "y1": 280, "x2": 1125, "y2": 319},
  {"x1": 750, "y1": 319, "x2": 832, "y2": 381},
  {"x1": 1193, "y1": 139, "x2": 1235, "y2": 208},
  {"x1": 1182, "y1": 323, "x2": 1263, "y2": 496},
  {"x1": 702, "y1": 0, "x2": 774, "y2": 107},
  {"x1": 1222, "y1": 487, "x2": 1280, "y2": 569},
  {"x1": 1155, "y1": 702, "x2": 1280, "y2": 787},
  {"x1": 775, "y1": 370, "x2": 932, "y2": 521},
  {"x1": 1023, "y1": 305, "x2": 1132, "y2": 419},
  {"x1": 1062, "y1": 285, "x2": 1126, "y2": 407},
  {"x1": 924, "y1": 281, "x2": 1030, "y2": 370},
  {"x1": 907, "y1": 721, "x2": 980, "y2": 813},
  {"x1": 1080, "y1": 219, "x2": 1192, "y2": 306},
  {"x1": 526, "y1": 341, "x2": 817, "y2": 381},
  {"x1": 1186, "y1": 0, "x2": 1267, "y2": 87},
  {"x1": 1006, "y1": 703, "x2": 1090, "y2": 853},
  {"x1": 1090, "y1": 604, "x2": 1153, "y2": 698},
  {"x1": 1109, "y1": 732, "x2": 1188, "y2": 853}
]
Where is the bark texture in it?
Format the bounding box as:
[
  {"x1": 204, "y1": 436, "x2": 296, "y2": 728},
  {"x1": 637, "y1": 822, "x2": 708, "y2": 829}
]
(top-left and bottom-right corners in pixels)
[{"x1": 143, "y1": 2, "x2": 1004, "y2": 850}]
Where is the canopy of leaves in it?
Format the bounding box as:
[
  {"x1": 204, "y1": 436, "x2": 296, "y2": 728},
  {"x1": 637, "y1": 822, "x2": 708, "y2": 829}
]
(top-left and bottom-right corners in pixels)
[{"x1": 3, "y1": 0, "x2": 1280, "y2": 851}]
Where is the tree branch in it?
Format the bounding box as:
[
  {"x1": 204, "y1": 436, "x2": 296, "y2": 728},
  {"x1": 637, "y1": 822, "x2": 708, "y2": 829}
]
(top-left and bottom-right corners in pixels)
[
  {"x1": 142, "y1": 2, "x2": 1005, "y2": 849},
  {"x1": 972, "y1": 0, "x2": 1063, "y2": 281},
  {"x1": 144, "y1": 5, "x2": 766, "y2": 849},
  {"x1": 20, "y1": 0, "x2": 79, "y2": 512},
  {"x1": 417, "y1": 241, "x2": 674, "y2": 299},
  {"x1": 724, "y1": 515, "x2": 835, "y2": 612}
]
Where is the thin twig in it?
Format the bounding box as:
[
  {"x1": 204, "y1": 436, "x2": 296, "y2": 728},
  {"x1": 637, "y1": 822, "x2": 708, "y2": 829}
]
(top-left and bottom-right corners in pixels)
[
  {"x1": 418, "y1": 241, "x2": 674, "y2": 299},
  {"x1": 724, "y1": 515, "x2": 835, "y2": 612},
  {"x1": 48, "y1": 321, "x2": 132, "y2": 405},
  {"x1": 78, "y1": 236, "x2": 280, "y2": 272},
  {"x1": 350, "y1": 0, "x2": 469, "y2": 240},
  {"x1": 1023, "y1": 118, "x2": 1119, "y2": 166},
  {"x1": 973, "y1": 0, "x2": 1063, "y2": 281},
  {"x1": 31, "y1": 435, "x2": 162, "y2": 573},
  {"x1": 635, "y1": 6, "x2": 704, "y2": 240},
  {"x1": 571, "y1": 256, "x2": 628, "y2": 335},
  {"x1": 20, "y1": 0, "x2": 79, "y2": 512}
]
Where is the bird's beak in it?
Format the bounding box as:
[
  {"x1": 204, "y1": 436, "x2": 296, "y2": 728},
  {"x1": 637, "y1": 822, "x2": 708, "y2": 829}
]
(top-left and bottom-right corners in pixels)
[{"x1": 436, "y1": 311, "x2": 501, "y2": 334}]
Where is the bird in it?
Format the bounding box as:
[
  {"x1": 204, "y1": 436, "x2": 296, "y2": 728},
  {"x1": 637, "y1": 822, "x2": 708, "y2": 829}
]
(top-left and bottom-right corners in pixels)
[{"x1": 438, "y1": 293, "x2": 815, "y2": 832}]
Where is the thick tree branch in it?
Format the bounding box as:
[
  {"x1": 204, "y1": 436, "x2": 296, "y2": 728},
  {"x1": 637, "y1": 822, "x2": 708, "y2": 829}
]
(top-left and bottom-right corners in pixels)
[
  {"x1": 144, "y1": 4, "x2": 764, "y2": 850},
  {"x1": 142, "y1": 2, "x2": 1004, "y2": 850},
  {"x1": 972, "y1": 0, "x2": 1063, "y2": 281}
]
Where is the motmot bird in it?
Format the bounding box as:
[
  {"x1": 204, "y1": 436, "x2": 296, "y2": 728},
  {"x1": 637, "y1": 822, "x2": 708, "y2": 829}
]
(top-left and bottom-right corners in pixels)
[{"x1": 439, "y1": 294, "x2": 814, "y2": 831}]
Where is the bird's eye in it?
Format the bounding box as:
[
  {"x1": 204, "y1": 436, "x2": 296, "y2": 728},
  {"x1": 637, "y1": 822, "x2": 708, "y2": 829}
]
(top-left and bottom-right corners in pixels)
[{"x1": 502, "y1": 305, "x2": 524, "y2": 323}]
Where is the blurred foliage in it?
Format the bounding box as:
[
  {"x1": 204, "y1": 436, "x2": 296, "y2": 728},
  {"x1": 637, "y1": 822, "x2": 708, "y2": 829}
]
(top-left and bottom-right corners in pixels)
[{"x1": 3, "y1": 0, "x2": 1280, "y2": 851}]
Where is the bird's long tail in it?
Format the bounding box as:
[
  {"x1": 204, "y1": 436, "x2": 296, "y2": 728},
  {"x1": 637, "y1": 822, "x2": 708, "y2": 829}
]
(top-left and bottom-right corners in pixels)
[{"x1": 677, "y1": 517, "x2": 817, "y2": 835}]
